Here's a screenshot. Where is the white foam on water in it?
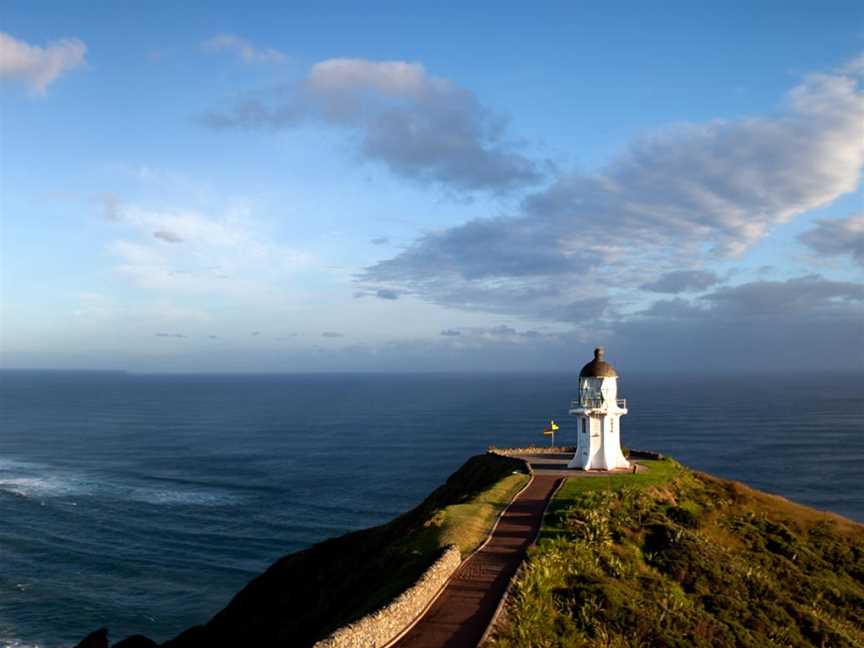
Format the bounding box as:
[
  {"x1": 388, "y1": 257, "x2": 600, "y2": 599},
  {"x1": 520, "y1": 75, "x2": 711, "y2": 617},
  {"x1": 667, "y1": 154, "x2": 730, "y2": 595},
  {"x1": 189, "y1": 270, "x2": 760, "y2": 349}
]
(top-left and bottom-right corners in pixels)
[
  {"x1": 0, "y1": 457, "x2": 239, "y2": 506},
  {"x1": 128, "y1": 486, "x2": 239, "y2": 506},
  {"x1": 0, "y1": 476, "x2": 83, "y2": 499},
  {"x1": 0, "y1": 637, "x2": 42, "y2": 648},
  {"x1": 0, "y1": 458, "x2": 75, "y2": 500}
]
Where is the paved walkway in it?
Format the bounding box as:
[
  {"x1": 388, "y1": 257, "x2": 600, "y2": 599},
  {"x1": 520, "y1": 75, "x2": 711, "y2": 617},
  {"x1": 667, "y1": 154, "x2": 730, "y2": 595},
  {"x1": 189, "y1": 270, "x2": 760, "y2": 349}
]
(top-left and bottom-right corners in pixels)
[
  {"x1": 392, "y1": 453, "x2": 648, "y2": 648},
  {"x1": 393, "y1": 473, "x2": 562, "y2": 648}
]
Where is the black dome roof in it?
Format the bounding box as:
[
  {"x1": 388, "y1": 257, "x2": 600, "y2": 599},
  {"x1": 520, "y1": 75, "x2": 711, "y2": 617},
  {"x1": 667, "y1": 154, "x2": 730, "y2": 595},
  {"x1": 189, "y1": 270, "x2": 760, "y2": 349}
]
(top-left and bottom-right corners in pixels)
[{"x1": 579, "y1": 347, "x2": 618, "y2": 378}]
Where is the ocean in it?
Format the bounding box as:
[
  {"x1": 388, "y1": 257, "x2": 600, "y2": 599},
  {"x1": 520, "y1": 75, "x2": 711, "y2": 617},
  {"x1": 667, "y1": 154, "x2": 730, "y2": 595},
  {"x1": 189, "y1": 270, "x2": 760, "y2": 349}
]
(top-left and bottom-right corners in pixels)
[{"x1": 1, "y1": 370, "x2": 862, "y2": 647}]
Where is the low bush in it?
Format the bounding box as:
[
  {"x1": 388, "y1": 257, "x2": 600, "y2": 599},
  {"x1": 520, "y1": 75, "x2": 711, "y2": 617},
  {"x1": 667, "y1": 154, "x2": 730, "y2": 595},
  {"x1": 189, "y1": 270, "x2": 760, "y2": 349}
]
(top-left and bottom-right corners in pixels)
[
  {"x1": 491, "y1": 461, "x2": 864, "y2": 648},
  {"x1": 159, "y1": 453, "x2": 529, "y2": 648}
]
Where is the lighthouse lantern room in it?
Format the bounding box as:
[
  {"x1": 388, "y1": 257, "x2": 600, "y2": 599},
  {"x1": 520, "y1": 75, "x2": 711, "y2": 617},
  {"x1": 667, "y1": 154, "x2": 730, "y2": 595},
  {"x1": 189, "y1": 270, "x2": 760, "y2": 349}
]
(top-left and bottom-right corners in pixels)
[{"x1": 567, "y1": 347, "x2": 631, "y2": 471}]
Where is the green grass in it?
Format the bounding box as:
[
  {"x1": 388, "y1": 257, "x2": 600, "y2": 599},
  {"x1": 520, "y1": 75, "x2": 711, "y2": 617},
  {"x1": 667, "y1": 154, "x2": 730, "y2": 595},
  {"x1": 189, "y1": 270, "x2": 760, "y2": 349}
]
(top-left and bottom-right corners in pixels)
[
  {"x1": 410, "y1": 472, "x2": 530, "y2": 556},
  {"x1": 542, "y1": 459, "x2": 683, "y2": 538},
  {"x1": 159, "y1": 453, "x2": 530, "y2": 648},
  {"x1": 491, "y1": 460, "x2": 864, "y2": 648}
]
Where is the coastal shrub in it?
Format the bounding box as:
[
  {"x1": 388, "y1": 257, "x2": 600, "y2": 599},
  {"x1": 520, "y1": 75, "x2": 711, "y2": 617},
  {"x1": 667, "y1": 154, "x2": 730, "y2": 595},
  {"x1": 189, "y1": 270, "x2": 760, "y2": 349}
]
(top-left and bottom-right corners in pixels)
[
  {"x1": 154, "y1": 452, "x2": 529, "y2": 648},
  {"x1": 490, "y1": 462, "x2": 864, "y2": 648},
  {"x1": 666, "y1": 503, "x2": 700, "y2": 528}
]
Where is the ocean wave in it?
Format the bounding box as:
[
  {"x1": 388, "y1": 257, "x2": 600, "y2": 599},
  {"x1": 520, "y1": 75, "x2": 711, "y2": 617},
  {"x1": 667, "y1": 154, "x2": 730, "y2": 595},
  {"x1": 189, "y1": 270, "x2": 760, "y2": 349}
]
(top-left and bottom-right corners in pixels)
[
  {"x1": 128, "y1": 486, "x2": 239, "y2": 506},
  {"x1": 0, "y1": 458, "x2": 38, "y2": 471},
  {"x1": 0, "y1": 461, "x2": 239, "y2": 506},
  {"x1": 0, "y1": 476, "x2": 84, "y2": 499}
]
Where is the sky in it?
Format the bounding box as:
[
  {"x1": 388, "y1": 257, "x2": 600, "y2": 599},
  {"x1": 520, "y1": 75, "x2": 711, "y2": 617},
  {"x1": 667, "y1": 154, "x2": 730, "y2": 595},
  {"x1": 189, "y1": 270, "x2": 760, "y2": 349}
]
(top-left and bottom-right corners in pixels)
[{"x1": 1, "y1": 1, "x2": 862, "y2": 372}]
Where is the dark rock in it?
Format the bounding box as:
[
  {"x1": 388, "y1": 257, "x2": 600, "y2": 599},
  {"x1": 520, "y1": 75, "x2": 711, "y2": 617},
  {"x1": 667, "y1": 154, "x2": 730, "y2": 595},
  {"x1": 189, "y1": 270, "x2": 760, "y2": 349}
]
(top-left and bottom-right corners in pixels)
[
  {"x1": 74, "y1": 628, "x2": 109, "y2": 648},
  {"x1": 113, "y1": 635, "x2": 158, "y2": 648},
  {"x1": 161, "y1": 625, "x2": 210, "y2": 647}
]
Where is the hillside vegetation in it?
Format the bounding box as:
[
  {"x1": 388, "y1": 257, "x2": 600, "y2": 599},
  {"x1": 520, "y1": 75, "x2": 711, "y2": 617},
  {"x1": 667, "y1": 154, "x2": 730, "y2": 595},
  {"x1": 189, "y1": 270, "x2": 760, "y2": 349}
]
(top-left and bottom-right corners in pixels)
[
  {"x1": 490, "y1": 459, "x2": 864, "y2": 647},
  {"x1": 136, "y1": 453, "x2": 530, "y2": 648}
]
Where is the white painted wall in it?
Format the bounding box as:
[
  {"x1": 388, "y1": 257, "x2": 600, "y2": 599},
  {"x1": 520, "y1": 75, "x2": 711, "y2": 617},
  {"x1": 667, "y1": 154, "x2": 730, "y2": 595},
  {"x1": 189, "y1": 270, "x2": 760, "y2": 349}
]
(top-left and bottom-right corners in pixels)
[{"x1": 568, "y1": 376, "x2": 629, "y2": 471}]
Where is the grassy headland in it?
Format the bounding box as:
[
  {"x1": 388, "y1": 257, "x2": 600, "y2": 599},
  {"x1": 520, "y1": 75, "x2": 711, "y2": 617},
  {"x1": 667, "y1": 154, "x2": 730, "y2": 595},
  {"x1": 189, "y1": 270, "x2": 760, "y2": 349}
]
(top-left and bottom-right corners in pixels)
[
  {"x1": 156, "y1": 453, "x2": 529, "y2": 648},
  {"x1": 490, "y1": 458, "x2": 864, "y2": 647}
]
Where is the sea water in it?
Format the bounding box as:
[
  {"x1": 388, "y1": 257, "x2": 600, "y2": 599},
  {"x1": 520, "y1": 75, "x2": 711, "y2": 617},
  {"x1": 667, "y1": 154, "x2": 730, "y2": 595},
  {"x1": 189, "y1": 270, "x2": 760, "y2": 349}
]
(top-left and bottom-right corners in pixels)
[{"x1": 1, "y1": 371, "x2": 862, "y2": 647}]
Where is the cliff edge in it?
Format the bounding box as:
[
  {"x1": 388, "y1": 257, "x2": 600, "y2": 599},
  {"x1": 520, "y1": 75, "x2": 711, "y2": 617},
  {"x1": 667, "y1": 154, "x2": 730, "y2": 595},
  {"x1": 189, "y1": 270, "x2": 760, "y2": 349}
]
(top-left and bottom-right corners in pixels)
[{"x1": 79, "y1": 453, "x2": 864, "y2": 648}]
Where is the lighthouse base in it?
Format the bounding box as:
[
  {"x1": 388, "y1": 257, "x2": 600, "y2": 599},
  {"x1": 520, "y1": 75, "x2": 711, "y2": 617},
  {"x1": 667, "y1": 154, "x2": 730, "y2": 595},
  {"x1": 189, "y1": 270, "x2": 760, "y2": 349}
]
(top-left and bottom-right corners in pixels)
[
  {"x1": 567, "y1": 451, "x2": 630, "y2": 471},
  {"x1": 570, "y1": 410, "x2": 629, "y2": 471}
]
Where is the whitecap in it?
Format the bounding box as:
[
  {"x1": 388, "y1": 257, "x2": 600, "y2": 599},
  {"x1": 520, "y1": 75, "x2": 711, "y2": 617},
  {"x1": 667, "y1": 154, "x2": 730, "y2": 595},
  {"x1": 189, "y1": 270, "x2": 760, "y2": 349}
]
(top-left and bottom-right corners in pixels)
[
  {"x1": 0, "y1": 459, "x2": 239, "y2": 506},
  {"x1": 127, "y1": 486, "x2": 239, "y2": 506},
  {"x1": 0, "y1": 637, "x2": 42, "y2": 648},
  {"x1": 0, "y1": 476, "x2": 83, "y2": 499}
]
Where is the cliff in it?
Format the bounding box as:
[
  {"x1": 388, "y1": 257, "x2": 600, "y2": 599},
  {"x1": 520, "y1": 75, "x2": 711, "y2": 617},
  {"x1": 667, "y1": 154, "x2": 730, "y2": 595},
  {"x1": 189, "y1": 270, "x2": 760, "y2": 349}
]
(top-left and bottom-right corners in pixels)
[
  {"x1": 80, "y1": 453, "x2": 528, "y2": 648},
  {"x1": 77, "y1": 453, "x2": 864, "y2": 648}
]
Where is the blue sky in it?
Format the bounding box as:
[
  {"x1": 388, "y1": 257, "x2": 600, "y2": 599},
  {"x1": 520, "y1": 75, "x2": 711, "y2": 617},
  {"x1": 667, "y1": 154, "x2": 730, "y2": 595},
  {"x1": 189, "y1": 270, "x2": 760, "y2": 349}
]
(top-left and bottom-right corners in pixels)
[{"x1": 1, "y1": 1, "x2": 862, "y2": 371}]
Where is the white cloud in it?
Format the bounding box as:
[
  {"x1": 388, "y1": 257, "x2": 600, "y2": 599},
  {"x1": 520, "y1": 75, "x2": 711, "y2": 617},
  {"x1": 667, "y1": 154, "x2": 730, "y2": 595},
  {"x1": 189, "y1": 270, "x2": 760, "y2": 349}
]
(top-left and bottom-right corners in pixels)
[
  {"x1": 840, "y1": 53, "x2": 864, "y2": 77},
  {"x1": 0, "y1": 32, "x2": 86, "y2": 94},
  {"x1": 201, "y1": 34, "x2": 287, "y2": 64},
  {"x1": 363, "y1": 56, "x2": 864, "y2": 320},
  {"x1": 202, "y1": 58, "x2": 543, "y2": 192},
  {"x1": 525, "y1": 72, "x2": 864, "y2": 257},
  {"x1": 308, "y1": 59, "x2": 428, "y2": 97},
  {"x1": 107, "y1": 203, "x2": 314, "y2": 298}
]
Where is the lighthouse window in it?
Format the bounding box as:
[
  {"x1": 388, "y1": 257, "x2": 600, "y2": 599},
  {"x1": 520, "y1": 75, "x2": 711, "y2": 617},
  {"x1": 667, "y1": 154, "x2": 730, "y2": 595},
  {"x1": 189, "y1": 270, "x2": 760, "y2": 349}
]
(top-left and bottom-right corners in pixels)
[{"x1": 582, "y1": 419, "x2": 587, "y2": 435}]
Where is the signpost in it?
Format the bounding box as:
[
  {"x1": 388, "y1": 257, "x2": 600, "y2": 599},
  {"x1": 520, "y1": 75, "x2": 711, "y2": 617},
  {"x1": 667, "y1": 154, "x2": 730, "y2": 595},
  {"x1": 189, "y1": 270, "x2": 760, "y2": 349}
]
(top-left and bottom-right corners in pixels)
[{"x1": 543, "y1": 420, "x2": 559, "y2": 447}]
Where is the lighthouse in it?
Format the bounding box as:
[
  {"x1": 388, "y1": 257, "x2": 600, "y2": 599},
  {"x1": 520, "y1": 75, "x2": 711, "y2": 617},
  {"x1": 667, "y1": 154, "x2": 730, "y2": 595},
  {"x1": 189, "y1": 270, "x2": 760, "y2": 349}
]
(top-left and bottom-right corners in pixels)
[{"x1": 567, "y1": 347, "x2": 631, "y2": 471}]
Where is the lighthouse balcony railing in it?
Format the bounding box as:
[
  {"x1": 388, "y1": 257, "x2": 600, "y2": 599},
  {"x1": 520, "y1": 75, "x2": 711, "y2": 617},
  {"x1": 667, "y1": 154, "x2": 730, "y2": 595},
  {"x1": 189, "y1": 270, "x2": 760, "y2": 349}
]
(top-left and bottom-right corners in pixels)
[{"x1": 570, "y1": 397, "x2": 627, "y2": 411}]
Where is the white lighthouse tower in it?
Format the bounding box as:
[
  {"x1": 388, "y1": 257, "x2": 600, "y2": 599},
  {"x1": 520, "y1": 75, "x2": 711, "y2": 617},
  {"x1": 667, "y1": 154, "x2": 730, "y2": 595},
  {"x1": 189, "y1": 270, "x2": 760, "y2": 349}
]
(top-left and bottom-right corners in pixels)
[{"x1": 567, "y1": 347, "x2": 630, "y2": 471}]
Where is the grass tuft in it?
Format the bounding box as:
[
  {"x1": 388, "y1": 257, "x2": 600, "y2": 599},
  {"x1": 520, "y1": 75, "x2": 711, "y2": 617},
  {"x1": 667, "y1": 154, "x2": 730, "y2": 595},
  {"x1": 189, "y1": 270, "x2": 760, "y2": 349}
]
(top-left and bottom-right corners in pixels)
[
  {"x1": 162, "y1": 453, "x2": 529, "y2": 648},
  {"x1": 491, "y1": 459, "x2": 864, "y2": 648}
]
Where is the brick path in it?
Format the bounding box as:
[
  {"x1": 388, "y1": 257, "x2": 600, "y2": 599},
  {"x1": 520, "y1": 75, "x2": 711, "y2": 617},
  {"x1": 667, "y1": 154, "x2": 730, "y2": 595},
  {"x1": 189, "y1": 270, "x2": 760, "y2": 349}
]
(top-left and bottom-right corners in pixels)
[{"x1": 392, "y1": 474, "x2": 562, "y2": 648}]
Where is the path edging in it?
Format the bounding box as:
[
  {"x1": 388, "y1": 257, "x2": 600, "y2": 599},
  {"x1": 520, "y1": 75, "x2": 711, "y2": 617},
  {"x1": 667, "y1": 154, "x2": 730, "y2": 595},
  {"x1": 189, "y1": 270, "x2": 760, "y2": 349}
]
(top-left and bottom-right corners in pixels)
[
  {"x1": 313, "y1": 545, "x2": 461, "y2": 648},
  {"x1": 477, "y1": 476, "x2": 566, "y2": 646},
  {"x1": 316, "y1": 458, "x2": 534, "y2": 648},
  {"x1": 382, "y1": 460, "x2": 534, "y2": 648}
]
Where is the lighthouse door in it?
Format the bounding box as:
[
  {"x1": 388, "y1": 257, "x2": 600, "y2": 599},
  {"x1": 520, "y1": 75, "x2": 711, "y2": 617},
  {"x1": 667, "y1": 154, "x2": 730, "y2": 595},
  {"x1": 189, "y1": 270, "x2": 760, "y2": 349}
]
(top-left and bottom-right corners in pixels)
[{"x1": 581, "y1": 417, "x2": 589, "y2": 460}]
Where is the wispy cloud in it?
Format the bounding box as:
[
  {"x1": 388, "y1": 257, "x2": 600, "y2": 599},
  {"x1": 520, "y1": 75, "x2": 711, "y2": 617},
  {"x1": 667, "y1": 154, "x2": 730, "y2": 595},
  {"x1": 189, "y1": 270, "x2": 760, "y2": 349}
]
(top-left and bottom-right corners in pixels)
[
  {"x1": 97, "y1": 193, "x2": 123, "y2": 221},
  {"x1": 799, "y1": 213, "x2": 864, "y2": 267},
  {"x1": 375, "y1": 288, "x2": 399, "y2": 300},
  {"x1": 105, "y1": 201, "x2": 314, "y2": 299},
  {"x1": 436, "y1": 325, "x2": 550, "y2": 343},
  {"x1": 641, "y1": 270, "x2": 721, "y2": 294},
  {"x1": 201, "y1": 34, "x2": 287, "y2": 64},
  {"x1": 153, "y1": 229, "x2": 184, "y2": 243},
  {"x1": 202, "y1": 58, "x2": 543, "y2": 192},
  {"x1": 0, "y1": 32, "x2": 86, "y2": 94},
  {"x1": 700, "y1": 274, "x2": 864, "y2": 316},
  {"x1": 362, "y1": 57, "x2": 864, "y2": 321},
  {"x1": 612, "y1": 275, "x2": 864, "y2": 370}
]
